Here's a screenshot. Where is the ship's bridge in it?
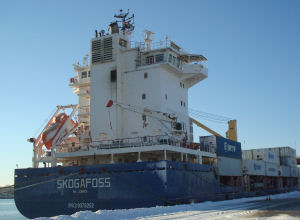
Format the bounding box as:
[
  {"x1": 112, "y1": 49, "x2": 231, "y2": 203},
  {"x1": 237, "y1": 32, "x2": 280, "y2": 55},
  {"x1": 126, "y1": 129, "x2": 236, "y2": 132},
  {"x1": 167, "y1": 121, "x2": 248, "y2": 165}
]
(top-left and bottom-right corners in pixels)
[{"x1": 132, "y1": 40, "x2": 208, "y2": 88}]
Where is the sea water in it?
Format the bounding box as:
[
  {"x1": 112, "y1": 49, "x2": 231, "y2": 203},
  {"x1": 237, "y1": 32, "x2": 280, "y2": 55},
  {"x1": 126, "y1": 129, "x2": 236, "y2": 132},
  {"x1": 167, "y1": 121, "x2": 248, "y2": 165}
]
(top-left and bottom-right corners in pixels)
[{"x1": 0, "y1": 199, "x2": 27, "y2": 220}]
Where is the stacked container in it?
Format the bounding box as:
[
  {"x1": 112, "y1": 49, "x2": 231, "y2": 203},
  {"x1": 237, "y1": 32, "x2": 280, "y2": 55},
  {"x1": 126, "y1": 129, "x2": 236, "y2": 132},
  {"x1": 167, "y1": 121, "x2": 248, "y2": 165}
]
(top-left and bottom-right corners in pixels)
[
  {"x1": 279, "y1": 165, "x2": 291, "y2": 177},
  {"x1": 242, "y1": 148, "x2": 280, "y2": 176},
  {"x1": 242, "y1": 160, "x2": 265, "y2": 176},
  {"x1": 277, "y1": 147, "x2": 297, "y2": 178},
  {"x1": 242, "y1": 146, "x2": 297, "y2": 178}
]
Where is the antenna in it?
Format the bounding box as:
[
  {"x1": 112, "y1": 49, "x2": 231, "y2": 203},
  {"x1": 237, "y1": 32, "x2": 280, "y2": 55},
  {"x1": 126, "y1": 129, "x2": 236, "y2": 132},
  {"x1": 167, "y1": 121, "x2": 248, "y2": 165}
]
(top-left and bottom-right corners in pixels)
[
  {"x1": 113, "y1": 9, "x2": 135, "y2": 34},
  {"x1": 144, "y1": 30, "x2": 154, "y2": 51},
  {"x1": 83, "y1": 54, "x2": 89, "y2": 66}
]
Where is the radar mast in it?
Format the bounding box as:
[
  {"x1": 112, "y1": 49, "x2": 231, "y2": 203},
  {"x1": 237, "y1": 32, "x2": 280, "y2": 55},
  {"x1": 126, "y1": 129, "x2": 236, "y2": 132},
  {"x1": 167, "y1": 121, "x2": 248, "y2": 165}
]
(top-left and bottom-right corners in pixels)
[{"x1": 113, "y1": 9, "x2": 135, "y2": 34}]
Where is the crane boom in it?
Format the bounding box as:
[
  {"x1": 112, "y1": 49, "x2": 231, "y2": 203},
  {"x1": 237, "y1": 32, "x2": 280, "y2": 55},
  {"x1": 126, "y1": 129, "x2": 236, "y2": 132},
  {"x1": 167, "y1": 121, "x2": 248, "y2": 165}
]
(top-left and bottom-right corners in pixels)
[
  {"x1": 190, "y1": 117, "x2": 224, "y2": 138},
  {"x1": 190, "y1": 117, "x2": 238, "y2": 141}
]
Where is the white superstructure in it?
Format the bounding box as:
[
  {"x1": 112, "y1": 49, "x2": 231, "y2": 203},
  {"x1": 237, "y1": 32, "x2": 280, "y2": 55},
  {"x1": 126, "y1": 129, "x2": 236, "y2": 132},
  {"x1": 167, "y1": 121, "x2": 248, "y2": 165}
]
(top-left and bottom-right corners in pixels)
[{"x1": 31, "y1": 10, "x2": 215, "y2": 168}]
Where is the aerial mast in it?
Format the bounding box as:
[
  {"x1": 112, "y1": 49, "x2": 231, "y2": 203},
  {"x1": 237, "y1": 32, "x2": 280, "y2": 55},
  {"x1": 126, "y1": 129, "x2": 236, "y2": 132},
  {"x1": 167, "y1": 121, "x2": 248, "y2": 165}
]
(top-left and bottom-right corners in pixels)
[{"x1": 113, "y1": 9, "x2": 135, "y2": 34}]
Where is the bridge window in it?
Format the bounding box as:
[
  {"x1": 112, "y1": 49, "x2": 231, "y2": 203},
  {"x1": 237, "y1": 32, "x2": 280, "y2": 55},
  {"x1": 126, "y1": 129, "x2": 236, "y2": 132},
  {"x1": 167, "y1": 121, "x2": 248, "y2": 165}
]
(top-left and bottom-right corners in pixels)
[
  {"x1": 81, "y1": 71, "x2": 87, "y2": 78},
  {"x1": 146, "y1": 56, "x2": 154, "y2": 65},
  {"x1": 155, "y1": 54, "x2": 164, "y2": 63}
]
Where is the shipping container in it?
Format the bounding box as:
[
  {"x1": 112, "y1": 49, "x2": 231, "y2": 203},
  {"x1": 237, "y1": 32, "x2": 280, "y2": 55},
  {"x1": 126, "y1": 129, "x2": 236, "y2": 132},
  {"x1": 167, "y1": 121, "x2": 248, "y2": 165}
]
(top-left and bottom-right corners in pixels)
[
  {"x1": 280, "y1": 156, "x2": 297, "y2": 167},
  {"x1": 242, "y1": 160, "x2": 265, "y2": 176},
  {"x1": 278, "y1": 146, "x2": 296, "y2": 158},
  {"x1": 290, "y1": 166, "x2": 298, "y2": 177},
  {"x1": 215, "y1": 156, "x2": 242, "y2": 176},
  {"x1": 265, "y1": 162, "x2": 279, "y2": 176},
  {"x1": 298, "y1": 167, "x2": 300, "y2": 177},
  {"x1": 279, "y1": 165, "x2": 290, "y2": 177},
  {"x1": 252, "y1": 148, "x2": 279, "y2": 164},
  {"x1": 242, "y1": 150, "x2": 253, "y2": 160},
  {"x1": 200, "y1": 136, "x2": 241, "y2": 159}
]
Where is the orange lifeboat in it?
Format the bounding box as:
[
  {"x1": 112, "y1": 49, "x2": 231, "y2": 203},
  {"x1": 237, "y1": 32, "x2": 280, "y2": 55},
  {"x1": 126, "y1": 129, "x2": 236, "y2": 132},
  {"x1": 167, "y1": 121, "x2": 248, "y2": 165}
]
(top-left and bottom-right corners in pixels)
[{"x1": 42, "y1": 113, "x2": 76, "y2": 149}]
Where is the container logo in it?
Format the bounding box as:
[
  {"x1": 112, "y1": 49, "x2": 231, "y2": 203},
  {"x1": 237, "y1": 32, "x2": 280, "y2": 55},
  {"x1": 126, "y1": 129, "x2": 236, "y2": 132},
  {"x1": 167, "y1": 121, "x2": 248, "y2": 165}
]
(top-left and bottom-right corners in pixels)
[
  {"x1": 254, "y1": 163, "x2": 261, "y2": 170},
  {"x1": 224, "y1": 142, "x2": 236, "y2": 152}
]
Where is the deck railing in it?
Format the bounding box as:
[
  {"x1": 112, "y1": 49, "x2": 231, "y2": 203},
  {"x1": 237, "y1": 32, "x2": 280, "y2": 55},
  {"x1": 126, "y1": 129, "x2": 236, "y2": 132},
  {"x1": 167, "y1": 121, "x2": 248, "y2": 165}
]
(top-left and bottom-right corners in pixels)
[{"x1": 56, "y1": 135, "x2": 216, "y2": 154}]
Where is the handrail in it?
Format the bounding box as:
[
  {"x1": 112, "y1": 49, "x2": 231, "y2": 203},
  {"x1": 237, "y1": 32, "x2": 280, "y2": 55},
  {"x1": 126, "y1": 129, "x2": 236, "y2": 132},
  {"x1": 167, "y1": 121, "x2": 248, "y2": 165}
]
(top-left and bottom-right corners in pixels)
[{"x1": 55, "y1": 135, "x2": 216, "y2": 154}]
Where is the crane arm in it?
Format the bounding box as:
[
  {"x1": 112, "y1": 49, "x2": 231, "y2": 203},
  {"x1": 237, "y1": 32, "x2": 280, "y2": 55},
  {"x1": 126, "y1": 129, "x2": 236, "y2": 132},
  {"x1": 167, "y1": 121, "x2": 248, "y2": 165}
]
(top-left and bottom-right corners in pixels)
[
  {"x1": 190, "y1": 117, "x2": 224, "y2": 138},
  {"x1": 106, "y1": 100, "x2": 176, "y2": 123}
]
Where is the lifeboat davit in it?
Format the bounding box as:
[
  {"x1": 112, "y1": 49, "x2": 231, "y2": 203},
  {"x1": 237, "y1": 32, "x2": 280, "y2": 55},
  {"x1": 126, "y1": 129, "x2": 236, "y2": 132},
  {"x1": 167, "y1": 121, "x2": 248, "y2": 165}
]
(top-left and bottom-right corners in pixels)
[{"x1": 42, "y1": 113, "x2": 76, "y2": 149}]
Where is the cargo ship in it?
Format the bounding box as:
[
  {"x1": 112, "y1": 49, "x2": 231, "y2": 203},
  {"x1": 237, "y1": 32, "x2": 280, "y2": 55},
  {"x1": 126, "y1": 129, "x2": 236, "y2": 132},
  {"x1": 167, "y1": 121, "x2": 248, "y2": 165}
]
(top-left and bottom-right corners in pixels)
[{"x1": 14, "y1": 10, "x2": 299, "y2": 219}]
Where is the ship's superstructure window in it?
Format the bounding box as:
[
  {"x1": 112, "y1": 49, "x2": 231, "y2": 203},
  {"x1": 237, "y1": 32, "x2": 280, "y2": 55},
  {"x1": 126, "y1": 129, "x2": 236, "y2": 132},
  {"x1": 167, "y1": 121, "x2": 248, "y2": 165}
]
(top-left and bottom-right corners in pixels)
[
  {"x1": 81, "y1": 71, "x2": 87, "y2": 78},
  {"x1": 155, "y1": 54, "x2": 164, "y2": 63},
  {"x1": 88, "y1": 71, "x2": 91, "y2": 77},
  {"x1": 168, "y1": 54, "x2": 182, "y2": 69},
  {"x1": 111, "y1": 70, "x2": 117, "y2": 82},
  {"x1": 144, "y1": 72, "x2": 148, "y2": 79},
  {"x1": 142, "y1": 93, "x2": 146, "y2": 100},
  {"x1": 146, "y1": 56, "x2": 154, "y2": 65},
  {"x1": 165, "y1": 94, "x2": 167, "y2": 100}
]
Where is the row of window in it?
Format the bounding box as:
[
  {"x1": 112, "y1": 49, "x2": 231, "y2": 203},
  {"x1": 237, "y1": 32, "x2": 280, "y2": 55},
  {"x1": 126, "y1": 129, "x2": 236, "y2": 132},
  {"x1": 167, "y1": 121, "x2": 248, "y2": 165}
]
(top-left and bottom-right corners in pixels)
[
  {"x1": 146, "y1": 54, "x2": 164, "y2": 65},
  {"x1": 144, "y1": 72, "x2": 184, "y2": 90},
  {"x1": 168, "y1": 54, "x2": 182, "y2": 69},
  {"x1": 141, "y1": 93, "x2": 185, "y2": 107},
  {"x1": 81, "y1": 71, "x2": 91, "y2": 79},
  {"x1": 144, "y1": 53, "x2": 184, "y2": 70}
]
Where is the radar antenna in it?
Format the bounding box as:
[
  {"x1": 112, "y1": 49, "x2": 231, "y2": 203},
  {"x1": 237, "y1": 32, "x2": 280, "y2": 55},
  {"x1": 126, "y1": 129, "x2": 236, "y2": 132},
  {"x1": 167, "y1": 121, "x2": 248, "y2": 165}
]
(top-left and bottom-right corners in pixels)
[
  {"x1": 144, "y1": 30, "x2": 154, "y2": 51},
  {"x1": 113, "y1": 9, "x2": 135, "y2": 34}
]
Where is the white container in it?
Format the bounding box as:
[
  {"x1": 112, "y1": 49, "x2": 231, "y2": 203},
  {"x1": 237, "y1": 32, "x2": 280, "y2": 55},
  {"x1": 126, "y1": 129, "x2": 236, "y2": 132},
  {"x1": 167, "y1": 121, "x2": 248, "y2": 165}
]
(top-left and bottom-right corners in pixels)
[
  {"x1": 280, "y1": 156, "x2": 297, "y2": 167},
  {"x1": 279, "y1": 165, "x2": 291, "y2": 177},
  {"x1": 252, "y1": 148, "x2": 279, "y2": 164},
  {"x1": 290, "y1": 166, "x2": 298, "y2": 177},
  {"x1": 242, "y1": 160, "x2": 265, "y2": 176},
  {"x1": 265, "y1": 162, "x2": 279, "y2": 176},
  {"x1": 216, "y1": 156, "x2": 242, "y2": 176},
  {"x1": 242, "y1": 150, "x2": 253, "y2": 160},
  {"x1": 279, "y1": 146, "x2": 296, "y2": 158}
]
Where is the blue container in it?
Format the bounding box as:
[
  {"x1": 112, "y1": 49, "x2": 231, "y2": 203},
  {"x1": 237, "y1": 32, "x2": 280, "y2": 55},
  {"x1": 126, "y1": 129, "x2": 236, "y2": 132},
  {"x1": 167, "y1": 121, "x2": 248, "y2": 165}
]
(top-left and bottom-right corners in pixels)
[{"x1": 200, "y1": 136, "x2": 241, "y2": 159}]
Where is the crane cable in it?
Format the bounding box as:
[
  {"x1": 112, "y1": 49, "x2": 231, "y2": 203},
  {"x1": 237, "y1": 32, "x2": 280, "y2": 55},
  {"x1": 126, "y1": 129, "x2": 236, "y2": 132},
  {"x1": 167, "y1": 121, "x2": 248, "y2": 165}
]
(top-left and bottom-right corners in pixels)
[{"x1": 188, "y1": 108, "x2": 233, "y2": 124}]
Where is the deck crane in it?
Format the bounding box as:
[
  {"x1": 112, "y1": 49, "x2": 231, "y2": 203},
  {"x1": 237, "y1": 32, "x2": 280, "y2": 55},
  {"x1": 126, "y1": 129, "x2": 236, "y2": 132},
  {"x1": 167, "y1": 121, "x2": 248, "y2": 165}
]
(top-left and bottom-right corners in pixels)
[
  {"x1": 106, "y1": 100, "x2": 185, "y2": 137},
  {"x1": 190, "y1": 117, "x2": 238, "y2": 142}
]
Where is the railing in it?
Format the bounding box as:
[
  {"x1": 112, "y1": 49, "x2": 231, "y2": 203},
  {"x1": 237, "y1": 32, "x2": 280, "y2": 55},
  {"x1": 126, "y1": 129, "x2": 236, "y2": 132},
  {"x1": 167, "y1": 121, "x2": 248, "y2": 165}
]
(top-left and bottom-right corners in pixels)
[
  {"x1": 57, "y1": 142, "x2": 83, "y2": 153},
  {"x1": 56, "y1": 135, "x2": 216, "y2": 154}
]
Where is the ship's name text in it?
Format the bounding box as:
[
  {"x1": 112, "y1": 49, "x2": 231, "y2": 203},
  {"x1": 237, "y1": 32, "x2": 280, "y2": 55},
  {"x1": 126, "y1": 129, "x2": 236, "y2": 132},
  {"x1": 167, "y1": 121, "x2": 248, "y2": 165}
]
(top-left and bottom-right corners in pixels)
[{"x1": 57, "y1": 177, "x2": 111, "y2": 189}]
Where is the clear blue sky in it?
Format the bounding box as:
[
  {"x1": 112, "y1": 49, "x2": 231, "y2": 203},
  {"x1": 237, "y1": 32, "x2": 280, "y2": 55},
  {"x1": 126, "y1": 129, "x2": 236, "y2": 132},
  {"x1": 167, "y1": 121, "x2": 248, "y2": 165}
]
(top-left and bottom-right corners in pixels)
[{"x1": 0, "y1": 0, "x2": 299, "y2": 186}]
